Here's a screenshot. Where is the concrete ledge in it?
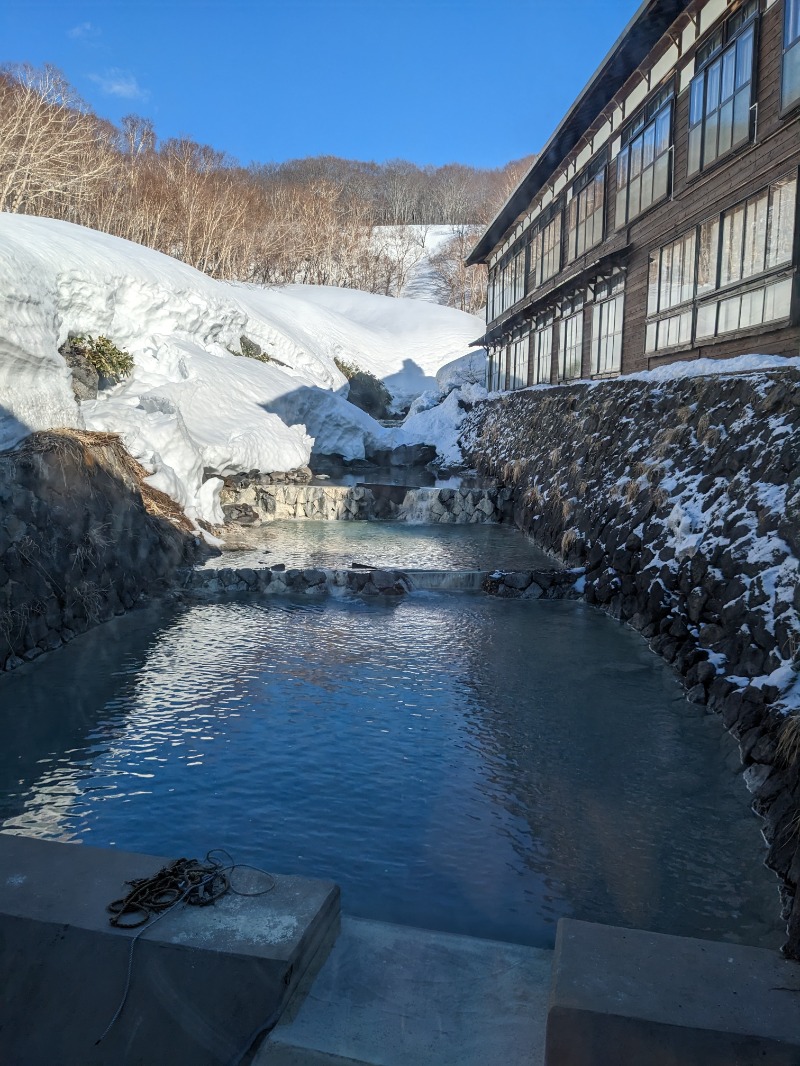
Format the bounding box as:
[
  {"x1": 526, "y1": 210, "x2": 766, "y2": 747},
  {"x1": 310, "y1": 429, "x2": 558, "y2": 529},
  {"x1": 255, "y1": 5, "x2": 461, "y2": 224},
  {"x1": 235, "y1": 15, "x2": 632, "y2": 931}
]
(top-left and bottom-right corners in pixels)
[
  {"x1": 0, "y1": 833, "x2": 340, "y2": 1066},
  {"x1": 546, "y1": 918, "x2": 800, "y2": 1066}
]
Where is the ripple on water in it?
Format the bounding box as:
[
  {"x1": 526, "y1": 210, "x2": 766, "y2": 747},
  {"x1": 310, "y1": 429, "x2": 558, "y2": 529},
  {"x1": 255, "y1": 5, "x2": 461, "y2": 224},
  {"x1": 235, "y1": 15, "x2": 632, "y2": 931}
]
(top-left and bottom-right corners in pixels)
[{"x1": 0, "y1": 596, "x2": 783, "y2": 949}]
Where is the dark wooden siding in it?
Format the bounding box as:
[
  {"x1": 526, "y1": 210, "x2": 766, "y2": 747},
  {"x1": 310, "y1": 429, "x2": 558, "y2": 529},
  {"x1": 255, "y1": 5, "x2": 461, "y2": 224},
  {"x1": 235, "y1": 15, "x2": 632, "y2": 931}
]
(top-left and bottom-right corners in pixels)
[{"x1": 487, "y1": 0, "x2": 800, "y2": 379}]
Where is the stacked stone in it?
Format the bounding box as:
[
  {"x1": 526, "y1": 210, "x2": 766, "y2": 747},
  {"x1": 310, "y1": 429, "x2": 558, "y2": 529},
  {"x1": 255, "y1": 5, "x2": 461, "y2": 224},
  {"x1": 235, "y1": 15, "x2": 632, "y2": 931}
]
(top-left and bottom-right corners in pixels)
[
  {"x1": 185, "y1": 565, "x2": 411, "y2": 598},
  {"x1": 463, "y1": 365, "x2": 800, "y2": 958}
]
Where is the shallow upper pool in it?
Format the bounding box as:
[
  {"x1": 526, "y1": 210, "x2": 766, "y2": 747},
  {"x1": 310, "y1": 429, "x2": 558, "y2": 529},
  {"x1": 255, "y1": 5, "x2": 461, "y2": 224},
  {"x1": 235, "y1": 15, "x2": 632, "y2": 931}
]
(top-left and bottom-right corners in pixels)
[
  {"x1": 203, "y1": 520, "x2": 554, "y2": 573},
  {"x1": 0, "y1": 594, "x2": 780, "y2": 950}
]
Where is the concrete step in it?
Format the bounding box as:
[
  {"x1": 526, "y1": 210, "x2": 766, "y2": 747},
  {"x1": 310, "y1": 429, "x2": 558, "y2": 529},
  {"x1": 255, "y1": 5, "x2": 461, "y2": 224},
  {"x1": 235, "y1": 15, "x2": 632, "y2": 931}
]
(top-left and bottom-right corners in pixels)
[
  {"x1": 256, "y1": 916, "x2": 553, "y2": 1066},
  {"x1": 0, "y1": 834, "x2": 340, "y2": 1066}
]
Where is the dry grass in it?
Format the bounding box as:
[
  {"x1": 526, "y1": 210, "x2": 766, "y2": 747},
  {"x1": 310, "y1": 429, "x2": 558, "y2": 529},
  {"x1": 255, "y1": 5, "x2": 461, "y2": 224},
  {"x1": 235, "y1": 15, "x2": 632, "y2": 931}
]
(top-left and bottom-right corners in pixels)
[
  {"x1": 650, "y1": 485, "x2": 669, "y2": 509},
  {"x1": 624, "y1": 478, "x2": 641, "y2": 504},
  {"x1": 777, "y1": 715, "x2": 800, "y2": 768},
  {"x1": 700, "y1": 426, "x2": 722, "y2": 449},
  {"x1": 674, "y1": 405, "x2": 693, "y2": 425},
  {"x1": 523, "y1": 485, "x2": 543, "y2": 510},
  {"x1": 561, "y1": 528, "x2": 578, "y2": 554},
  {"x1": 6, "y1": 428, "x2": 195, "y2": 533}
]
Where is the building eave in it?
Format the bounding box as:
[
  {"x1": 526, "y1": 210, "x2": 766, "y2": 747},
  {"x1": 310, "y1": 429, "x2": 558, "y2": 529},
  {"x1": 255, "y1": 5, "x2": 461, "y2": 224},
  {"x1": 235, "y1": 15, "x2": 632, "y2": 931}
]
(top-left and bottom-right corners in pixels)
[{"x1": 466, "y1": 0, "x2": 691, "y2": 267}]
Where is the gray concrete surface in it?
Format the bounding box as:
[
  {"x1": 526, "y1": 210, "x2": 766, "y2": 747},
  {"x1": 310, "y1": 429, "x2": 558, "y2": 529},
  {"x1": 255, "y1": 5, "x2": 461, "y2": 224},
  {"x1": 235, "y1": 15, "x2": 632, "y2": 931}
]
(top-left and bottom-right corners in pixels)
[
  {"x1": 546, "y1": 918, "x2": 800, "y2": 1066},
  {"x1": 256, "y1": 916, "x2": 553, "y2": 1066},
  {"x1": 0, "y1": 833, "x2": 339, "y2": 1065}
]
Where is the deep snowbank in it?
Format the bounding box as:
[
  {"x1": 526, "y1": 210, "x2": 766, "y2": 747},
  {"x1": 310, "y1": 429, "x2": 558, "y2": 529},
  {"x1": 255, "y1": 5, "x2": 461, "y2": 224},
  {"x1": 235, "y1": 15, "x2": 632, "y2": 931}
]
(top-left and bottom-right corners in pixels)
[{"x1": 0, "y1": 216, "x2": 483, "y2": 522}]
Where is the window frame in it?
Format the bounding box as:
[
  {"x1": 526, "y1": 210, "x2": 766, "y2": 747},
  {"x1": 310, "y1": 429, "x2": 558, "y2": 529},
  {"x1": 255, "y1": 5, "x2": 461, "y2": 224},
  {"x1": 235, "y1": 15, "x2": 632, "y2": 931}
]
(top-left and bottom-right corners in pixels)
[
  {"x1": 590, "y1": 273, "x2": 625, "y2": 376},
  {"x1": 527, "y1": 311, "x2": 555, "y2": 386},
  {"x1": 645, "y1": 172, "x2": 798, "y2": 356},
  {"x1": 782, "y1": 0, "x2": 800, "y2": 113},
  {"x1": 526, "y1": 197, "x2": 564, "y2": 295},
  {"x1": 566, "y1": 151, "x2": 607, "y2": 264},
  {"x1": 687, "y1": 1, "x2": 759, "y2": 177},
  {"x1": 615, "y1": 82, "x2": 675, "y2": 228}
]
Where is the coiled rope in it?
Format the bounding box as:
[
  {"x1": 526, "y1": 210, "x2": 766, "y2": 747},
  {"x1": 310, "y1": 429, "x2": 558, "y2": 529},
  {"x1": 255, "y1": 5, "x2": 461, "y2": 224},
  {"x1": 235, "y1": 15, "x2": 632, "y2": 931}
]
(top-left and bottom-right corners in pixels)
[{"x1": 97, "y1": 849, "x2": 276, "y2": 1048}]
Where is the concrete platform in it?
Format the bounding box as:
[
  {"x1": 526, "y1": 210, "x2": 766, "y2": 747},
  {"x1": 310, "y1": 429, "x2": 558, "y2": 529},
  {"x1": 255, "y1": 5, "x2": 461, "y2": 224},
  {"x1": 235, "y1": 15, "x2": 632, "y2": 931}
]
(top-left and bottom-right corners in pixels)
[
  {"x1": 546, "y1": 918, "x2": 800, "y2": 1066},
  {"x1": 256, "y1": 916, "x2": 553, "y2": 1066},
  {"x1": 0, "y1": 833, "x2": 339, "y2": 1065}
]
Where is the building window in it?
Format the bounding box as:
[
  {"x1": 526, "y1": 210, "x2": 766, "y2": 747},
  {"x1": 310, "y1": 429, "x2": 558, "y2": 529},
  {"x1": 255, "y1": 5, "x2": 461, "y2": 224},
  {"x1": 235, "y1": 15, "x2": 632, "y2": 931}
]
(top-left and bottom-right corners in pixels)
[
  {"x1": 558, "y1": 291, "x2": 584, "y2": 381},
  {"x1": 783, "y1": 0, "x2": 800, "y2": 110},
  {"x1": 488, "y1": 239, "x2": 527, "y2": 320},
  {"x1": 567, "y1": 153, "x2": 606, "y2": 263},
  {"x1": 503, "y1": 334, "x2": 528, "y2": 390},
  {"x1": 615, "y1": 84, "x2": 673, "y2": 226},
  {"x1": 526, "y1": 199, "x2": 564, "y2": 294},
  {"x1": 646, "y1": 173, "x2": 797, "y2": 353},
  {"x1": 591, "y1": 274, "x2": 625, "y2": 375},
  {"x1": 687, "y1": 2, "x2": 757, "y2": 176},
  {"x1": 527, "y1": 312, "x2": 554, "y2": 385}
]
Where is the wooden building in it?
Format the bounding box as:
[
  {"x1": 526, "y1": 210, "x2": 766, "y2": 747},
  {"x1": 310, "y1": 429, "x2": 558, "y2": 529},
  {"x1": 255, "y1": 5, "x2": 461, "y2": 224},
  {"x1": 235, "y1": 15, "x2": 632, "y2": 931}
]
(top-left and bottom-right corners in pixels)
[{"x1": 467, "y1": 0, "x2": 800, "y2": 389}]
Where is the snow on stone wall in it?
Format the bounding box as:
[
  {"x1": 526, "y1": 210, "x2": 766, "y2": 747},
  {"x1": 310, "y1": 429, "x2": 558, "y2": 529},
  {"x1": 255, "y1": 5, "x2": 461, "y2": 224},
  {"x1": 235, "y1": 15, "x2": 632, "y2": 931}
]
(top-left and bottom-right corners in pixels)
[{"x1": 462, "y1": 365, "x2": 800, "y2": 956}]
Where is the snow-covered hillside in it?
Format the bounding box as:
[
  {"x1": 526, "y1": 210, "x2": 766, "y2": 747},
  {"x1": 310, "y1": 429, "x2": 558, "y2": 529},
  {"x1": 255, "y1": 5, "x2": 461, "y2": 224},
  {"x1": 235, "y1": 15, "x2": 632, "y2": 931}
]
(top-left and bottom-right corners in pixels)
[{"x1": 0, "y1": 215, "x2": 483, "y2": 524}]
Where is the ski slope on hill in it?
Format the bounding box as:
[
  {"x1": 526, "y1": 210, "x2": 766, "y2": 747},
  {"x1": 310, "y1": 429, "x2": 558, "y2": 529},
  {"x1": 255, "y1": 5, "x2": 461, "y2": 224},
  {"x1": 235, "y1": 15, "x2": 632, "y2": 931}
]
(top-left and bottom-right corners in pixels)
[{"x1": 0, "y1": 215, "x2": 484, "y2": 524}]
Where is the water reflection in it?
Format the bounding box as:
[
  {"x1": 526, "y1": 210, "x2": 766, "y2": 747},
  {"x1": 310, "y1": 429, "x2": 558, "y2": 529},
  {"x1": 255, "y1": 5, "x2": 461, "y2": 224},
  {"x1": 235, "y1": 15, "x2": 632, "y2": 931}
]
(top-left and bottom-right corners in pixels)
[
  {"x1": 199, "y1": 520, "x2": 554, "y2": 573},
  {"x1": 0, "y1": 596, "x2": 782, "y2": 949}
]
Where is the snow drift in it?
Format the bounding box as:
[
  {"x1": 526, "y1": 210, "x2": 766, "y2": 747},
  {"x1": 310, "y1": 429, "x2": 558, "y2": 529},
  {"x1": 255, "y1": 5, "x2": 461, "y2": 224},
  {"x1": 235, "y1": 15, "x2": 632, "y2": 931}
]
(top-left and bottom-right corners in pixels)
[{"x1": 0, "y1": 215, "x2": 483, "y2": 523}]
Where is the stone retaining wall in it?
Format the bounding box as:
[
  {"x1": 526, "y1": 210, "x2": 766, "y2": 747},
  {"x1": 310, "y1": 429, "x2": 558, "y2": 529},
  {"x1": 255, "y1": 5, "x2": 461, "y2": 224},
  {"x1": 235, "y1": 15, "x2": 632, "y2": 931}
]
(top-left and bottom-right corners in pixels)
[
  {"x1": 0, "y1": 432, "x2": 198, "y2": 671},
  {"x1": 220, "y1": 479, "x2": 514, "y2": 525},
  {"x1": 462, "y1": 366, "x2": 800, "y2": 957}
]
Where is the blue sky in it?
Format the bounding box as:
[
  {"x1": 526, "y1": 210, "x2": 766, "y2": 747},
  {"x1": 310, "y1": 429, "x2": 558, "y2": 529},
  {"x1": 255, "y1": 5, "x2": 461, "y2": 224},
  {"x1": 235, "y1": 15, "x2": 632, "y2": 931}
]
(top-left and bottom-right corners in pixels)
[{"x1": 1, "y1": 0, "x2": 641, "y2": 169}]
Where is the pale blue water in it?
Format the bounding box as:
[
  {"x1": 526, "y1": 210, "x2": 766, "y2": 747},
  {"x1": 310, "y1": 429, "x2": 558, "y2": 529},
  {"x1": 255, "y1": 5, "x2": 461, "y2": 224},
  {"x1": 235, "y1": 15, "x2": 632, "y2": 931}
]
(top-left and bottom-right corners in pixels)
[
  {"x1": 202, "y1": 520, "x2": 554, "y2": 572},
  {"x1": 0, "y1": 596, "x2": 781, "y2": 949}
]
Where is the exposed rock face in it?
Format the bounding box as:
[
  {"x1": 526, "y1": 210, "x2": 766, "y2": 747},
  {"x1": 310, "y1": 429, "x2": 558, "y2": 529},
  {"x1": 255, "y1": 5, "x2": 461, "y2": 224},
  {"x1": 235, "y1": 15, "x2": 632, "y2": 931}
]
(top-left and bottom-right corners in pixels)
[
  {"x1": 462, "y1": 366, "x2": 800, "y2": 958},
  {"x1": 0, "y1": 432, "x2": 199, "y2": 670}
]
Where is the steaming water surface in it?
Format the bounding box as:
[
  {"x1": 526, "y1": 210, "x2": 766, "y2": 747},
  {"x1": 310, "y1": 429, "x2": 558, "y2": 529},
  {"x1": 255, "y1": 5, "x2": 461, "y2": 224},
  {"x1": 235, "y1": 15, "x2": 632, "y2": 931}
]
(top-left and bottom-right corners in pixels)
[
  {"x1": 0, "y1": 594, "x2": 781, "y2": 949},
  {"x1": 201, "y1": 520, "x2": 554, "y2": 572}
]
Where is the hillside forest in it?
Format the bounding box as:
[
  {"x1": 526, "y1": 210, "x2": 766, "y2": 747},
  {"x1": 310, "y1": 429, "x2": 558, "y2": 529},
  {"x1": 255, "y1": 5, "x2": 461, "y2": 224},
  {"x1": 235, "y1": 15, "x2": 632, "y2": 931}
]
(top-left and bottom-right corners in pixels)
[{"x1": 0, "y1": 63, "x2": 534, "y2": 312}]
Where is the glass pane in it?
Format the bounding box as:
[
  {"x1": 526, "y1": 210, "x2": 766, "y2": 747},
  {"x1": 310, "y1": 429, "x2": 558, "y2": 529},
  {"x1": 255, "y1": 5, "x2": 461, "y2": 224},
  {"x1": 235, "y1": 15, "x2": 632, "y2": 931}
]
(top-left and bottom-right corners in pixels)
[
  {"x1": 681, "y1": 232, "x2": 696, "y2": 304},
  {"x1": 630, "y1": 135, "x2": 643, "y2": 179},
  {"x1": 722, "y1": 49, "x2": 736, "y2": 101},
  {"x1": 688, "y1": 126, "x2": 702, "y2": 176},
  {"x1": 721, "y1": 202, "x2": 745, "y2": 286},
  {"x1": 670, "y1": 239, "x2": 684, "y2": 308},
  {"x1": 642, "y1": 123, "x2": 656, "y2": 168},
  {"x1": 679, "y1": 311, "x2": 692, "y2": 345},
  {"x1": 704, "y1": 110, "x2": 719, "y2": 166},
  {"x1": 707, "y1": 59, "x2": 722, "y2": 112},
  {"x1": 743, "y1": 190, "x2": 768, "y2": 278},
  {"x1": 628, "y1": 175, "x2": 641, "y2": 219},
  {"x1": 647, "y1": 254, "x2": 659, "y2": 314},
  {"x1": 592, "y1": 304, "x2": 601, "y2": 370},
  {"x1": 660, "y1": 243, "x2": 674, "y2": 310},
  {"x1": 788, "y1": 0, "x2": 800, "y2": 46},
  {"x1": 767, "y1": 176, "x2": 797, "y2": 268},
  {"x1": 740, "y1": 286, "x2": 764, "y2": 328},
  {"x1": 645, "y1": 320, "x2": 657, "y2": 353},
  {"x1": 764, "y1": 277, "x2": 793, "y2": 321},
  {"x1": 718, "y1": 99, "x2": 733, "y2": 156},
  {"x1": 718, "y1": 294, "x2": 741, "y2": 333},
  {"x1": 784, "y1": 39, "x2": 800, "y2": 110},
  {"x1": 735, "y1": 26, "x2": 754, "y2": 90},
  {"x1": 655, "y1": 108, "x2": 671, "y2": 155},
  {"x1": 640, "y1": 165, "x2": 654, "y2": 213},
  {"x1": 651, "y1": 151, "x2": 669, "y2": 204},
  {"x1": 732, "y1": 88, "x2": 751, "y2": 146},
  {"x1": 696, "y1": 301, "x2": 717, "y2": 339},
  {"x1": 690, "y1": 77, "x2": 704, "y2": 125}
]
